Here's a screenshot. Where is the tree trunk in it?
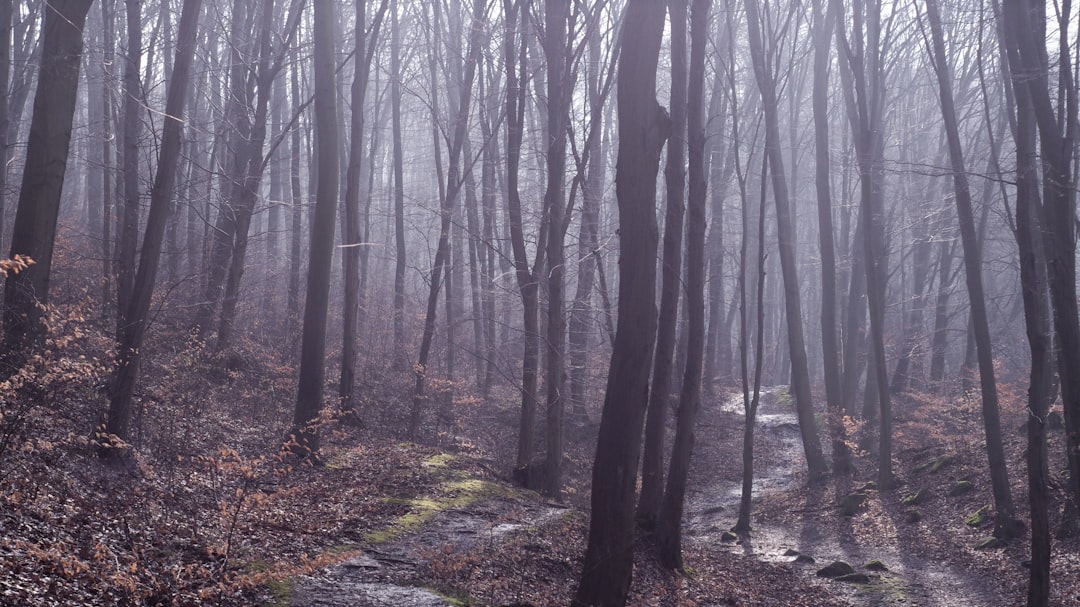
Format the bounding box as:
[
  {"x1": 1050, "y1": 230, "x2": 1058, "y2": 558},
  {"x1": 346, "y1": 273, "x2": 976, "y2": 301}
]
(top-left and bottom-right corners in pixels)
[
  {"x1": 811, "y1": 0, "x2": 849, "y2": 473},
  {"x1": 390, "y1": 0, "x2": 407, "y2": 369},
  {"x1": 3, "y1": 0, "x2": 94, "y2": 355},
  {"x1": 572, "y1": 1, "x2": 668, "y2": 603},
  {"x1": 541, "y1": 0, "x2": 572, "y2": 500},
  {"x1": 639, "y1": 0, "x2": 688, "y2": 527},
  {"x1": 290, "y1": 0, "x2": 339, "y2": 458},
  {"x1": 115, "y1": 0, "x2": 142, "y2": 337},
  {"x1": 1005, "y1": 28, "x2": 1052, "y2": 601},
  {"x1": 924, "y1": 0, "x2": 1018, "y2": 535},
  {"x1": 103, "y1": 0, "x2": 203, "y2": 455},
  {"x1": 1003, "y1": 0, "x2": 1080, "y2": 513},
  {"x1": 743, "y1": 0, "x2": 827, "y2": 481},
  {"x1": 655, "y1": 0, "x2": 709, "y2": 570},
  {"x1": 503, "y1": 0, "x2": 541, "y2": 471}
]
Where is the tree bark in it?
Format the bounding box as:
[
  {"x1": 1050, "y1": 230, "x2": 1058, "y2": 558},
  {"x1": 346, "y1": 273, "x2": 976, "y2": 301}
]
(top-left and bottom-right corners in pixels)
[
  {"x1": 743, "y1": 0, "x2": 828, "y2": 480},
  {"x1": 640, "y1": 0, "x2": 688, "y2": 527},
  {"x1": 655, "y1": 0, "x2": 709, "y2": 570},
  {"x1": 291, "y1": 0, "x2": 340, "y2": 458},
  {"x1": 3, "y1": 0, "x2": 94, "y2": 355},
  {"x1": 572, "y1": 1, "x2": 668, "y2": 603},
  {"x1": 103, "y1": 0, "x2": 203, "y2": 455},
  {"x1": 924, "y1": 0, "x2": 1018, "y2": 535}
]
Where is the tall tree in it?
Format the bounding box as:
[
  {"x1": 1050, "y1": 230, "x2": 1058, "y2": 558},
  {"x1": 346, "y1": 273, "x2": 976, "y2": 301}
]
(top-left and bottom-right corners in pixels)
[
  {"x1": 655, "y1": 0, "x2": 710, "y2": 570},
  {"x1": 115, "y1": 0, "x2": 142, "y2": 336},
  {"x1": 743, "y1": 0, "x2": 828, "y2": 480},
  {"x1": 572, "y1": 0, "x2": 669, "y2": 603},
  {"x1": 3, "y1": 0, "x2": 95, "y2": 356},
  {"x1": 541, "y1": 0, "x2": 572, "y2": 499},
  {"x1": 503, "y1": 0, "x2": 543, "y2": 473},
  {"x1": 390, "y1": 0, "x2": 407, "y2": 369},
  {"x1": 290, "y1": 0, "x2": 339, "y2": 458},
  {"x1": 408, "y1": 0, "x2": 486, "y2": 440},
  {"x1": 639, "y1": 0, "x2": 688, "y2": 528},
  {"x1": 811, "y1": 0, "x2": 849, "y2": 472},
  {"x1": 103, "y1": 0, "x2": 204, "y2": 455},
  {"x1": 921, "y1": 0, "x2": 1019, "y2": 536},
  {"x1": 1002, "y1": 0, "x2": 1080, "y2": 512},
  {"x1": 340, "y1": 0, "x2": 388, "y2": 413}
]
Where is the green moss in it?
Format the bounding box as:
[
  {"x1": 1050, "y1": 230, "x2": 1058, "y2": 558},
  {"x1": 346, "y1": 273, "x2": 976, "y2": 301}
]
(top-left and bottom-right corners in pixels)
[
  {"x1": 266, "y1": 577, "x2": 295, "y2": 607},
  {"x1": 423, "y1": 453, "x2": 456, "y2": 469},
  {"x1": 901, "y1": 488, "x2": 929, "y2": 505},
  {"x1": 965, "y1": 505, "x2": 991, "y2": 527},
  {"x1": 365, "y1": 477, "x2": 506, "y2": 544}
]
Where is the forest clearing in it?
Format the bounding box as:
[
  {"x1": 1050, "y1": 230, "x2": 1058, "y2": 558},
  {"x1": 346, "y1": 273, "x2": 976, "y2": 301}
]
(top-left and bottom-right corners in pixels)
[{"x1": 1, "y1": 0, "x2": 1079, "y2": 605}]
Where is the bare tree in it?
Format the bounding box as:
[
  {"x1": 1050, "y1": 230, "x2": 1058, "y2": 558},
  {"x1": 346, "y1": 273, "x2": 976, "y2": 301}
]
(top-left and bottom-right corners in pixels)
[
  {"x1": 3, "y1": 0, "x2": 95, "y2": 357},
  {"x1": 743, "y1": 0, "x2": 827, "y2": 481},
  {"x1": 291, "y1": 0, "x2": 340, "y2": 458},
  {"x1": 573, "y1": 0, "x2": 669, "y2": 603},
  {"x1": 103, "y1": 0, "x2": 205, "y2": 456}
]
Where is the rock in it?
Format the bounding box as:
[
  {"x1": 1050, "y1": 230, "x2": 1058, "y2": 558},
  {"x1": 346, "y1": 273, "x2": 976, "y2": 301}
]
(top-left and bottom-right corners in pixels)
[
  {"x1": 702, "y1": 505, "x2": 725, "y2": 516},
  {"x1": 856, "y1": 481, "x2": 878, "y2": 492},
  {"x1": 974, "y1": 536, "x2": 1002, "y2": 550},
  {"x1": 783, "y1": 548, "x2": 801, "y2": 557},
  {"x1": 864, "y1": 560, "x2": 888, "y2": 571},
  {"x1": 901, "y1": 488, "x2": 929, "y2": 505},
  {"x1": 836, "y1": 573, "x2": 872, "y2": 584},
  {"x1": 949, "y1": 480, "x2": 974, "y2": 497},
  {"x1": 794, "y1": 554, "x2": 816, "y2": 564},
  {"x1": 903, "y1": 508, "x2": 922, "y2": 523},
  {"x1": 966, "y1": 505, "x2": 991, "y2": 527},
  {"x1": 720, "y1": 531, "x2": 738, "y2": 542},
  {"x1": 817, "y1": 561, "x2": 856, "y2": 578},
  {"x1": 840, "y1": 492, "x2": 868, "y2": 516}
]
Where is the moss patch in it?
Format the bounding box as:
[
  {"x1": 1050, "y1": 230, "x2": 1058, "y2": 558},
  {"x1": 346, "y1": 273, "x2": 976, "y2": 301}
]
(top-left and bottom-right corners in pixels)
[{"x1": 365, "y1": 477, "x2": 507, "y2": 544}]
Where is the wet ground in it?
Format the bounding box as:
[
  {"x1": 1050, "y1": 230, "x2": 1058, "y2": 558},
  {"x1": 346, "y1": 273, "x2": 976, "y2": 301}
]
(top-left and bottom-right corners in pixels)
[
  {"x1": 686, "y1": 388, "x2": 1008, "y2": 607},
  {"x1": 291, "y1": 492, "x2": 566, "y2": 606}
]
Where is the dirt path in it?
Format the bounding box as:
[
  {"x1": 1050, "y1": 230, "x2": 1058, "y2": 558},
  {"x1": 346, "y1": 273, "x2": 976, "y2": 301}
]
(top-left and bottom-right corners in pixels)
[
  {"x1": 290, "y1": 488, "x2": 566, "y2": 607},
  {"x1": 686, "y1": 388, "x2": 1008, "y2": 607}
]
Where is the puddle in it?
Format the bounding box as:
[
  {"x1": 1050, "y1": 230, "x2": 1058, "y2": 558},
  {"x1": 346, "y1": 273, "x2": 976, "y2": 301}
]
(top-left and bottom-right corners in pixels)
[{"x1": 691, "y1": 388, "x2": 1007, "y2": 607}]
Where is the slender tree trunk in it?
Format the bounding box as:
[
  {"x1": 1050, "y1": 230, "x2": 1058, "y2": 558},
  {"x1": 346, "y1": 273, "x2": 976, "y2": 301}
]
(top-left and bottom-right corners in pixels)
[
  {"x1": 1006, "y1": 39, "x2": 1052, "y2": 604},
  {"x1": 811, "y1": 0, "x2": 849, "y2": 472},
  {"x1": 390, "y1": 0, "x2": 407, "y2": 369},
  {"x1": 572, "y1": 1, "x2": 668, "y2": 603},
  {"x1": 103, "y1": 0, "x2": 203, "y2": 455},
  {"x1": 924, "y1": 0, "x2": 1018, "y2": 535},
  {"x1": 743, "y1": 0, "x2": 827, "y2": 480},
  {"x1": 503, "y1": 0, "x2": 542, "y2": 472},
  {"x1": 115, "y1": 0, "x2": 142, "y2": 337},
  {"x1": 290, "y1": 0, "x2": 339, "y2": 458},
  {"x1": 655, "y1": 0, "x2": 710, "y2": 570},
  {"x1": 1003, "y1": 0, "x2": 1080, "y2": 513},
  {"x1": 640, "y1": 0, "x2": 688, "y2": 527}
]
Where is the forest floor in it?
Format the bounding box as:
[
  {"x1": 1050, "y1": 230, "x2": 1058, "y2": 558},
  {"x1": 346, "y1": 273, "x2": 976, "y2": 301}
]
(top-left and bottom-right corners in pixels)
[{"x1": 1, "y1": 307, "x2": 1079, "y2": 605}]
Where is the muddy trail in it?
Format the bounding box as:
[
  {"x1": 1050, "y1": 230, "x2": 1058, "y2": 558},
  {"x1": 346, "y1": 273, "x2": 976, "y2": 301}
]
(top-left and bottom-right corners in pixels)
[
  {"x1": 686, "y1": 388, "x2": 1009, "y2": 607},
  {"x1": 291, "y1": 475, "x2": 566, "y2": 606}
]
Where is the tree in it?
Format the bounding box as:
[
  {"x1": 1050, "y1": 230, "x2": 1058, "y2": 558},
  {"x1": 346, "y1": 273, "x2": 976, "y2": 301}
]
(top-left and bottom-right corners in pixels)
[
  {"x1": 1002, "y1": 0, "x2": 1080, "y2": 514},
  {"x1": 340, "y1": 0, "x2": 389, "y2": 413},
  {"x1": 290, "y1": 0, "x2": 340, "y2": 458},
  {"x1": 743, "y1": 0, "x2": 827, "y2": 481},
  {"x1": 639, "y1": 0, "x2": 688, "y2": 528},
  {"x1": 115, "y1": 0, "x2": 141, "y2": 337},
  {"x1": 103, "y1": 0, "x2": 204, "y2": 455},
  {"x1": 810, "y1": 0, "x2": 850, "y2": 473},
  {"x1": 572, "y1": 0, "x2": 669, "y2": 603},
  {"x1": 921, "y1": 0, "x2": 1019, "y2": 536},
  {"x1": 655, "y1": 0, "x2": 710, "y2": 570},
  {"x1": 3, "y1": 0, "x2": 95, "y2": 357},
  {"x1": 540, "y1": 0, "x2": 573, "y2": 499}
]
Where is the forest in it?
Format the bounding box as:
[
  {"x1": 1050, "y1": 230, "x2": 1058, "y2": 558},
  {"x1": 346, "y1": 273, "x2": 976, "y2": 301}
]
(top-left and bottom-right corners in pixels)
[{"x1": 0, "y1": 0, "x2": 1078, "y2": 605}]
